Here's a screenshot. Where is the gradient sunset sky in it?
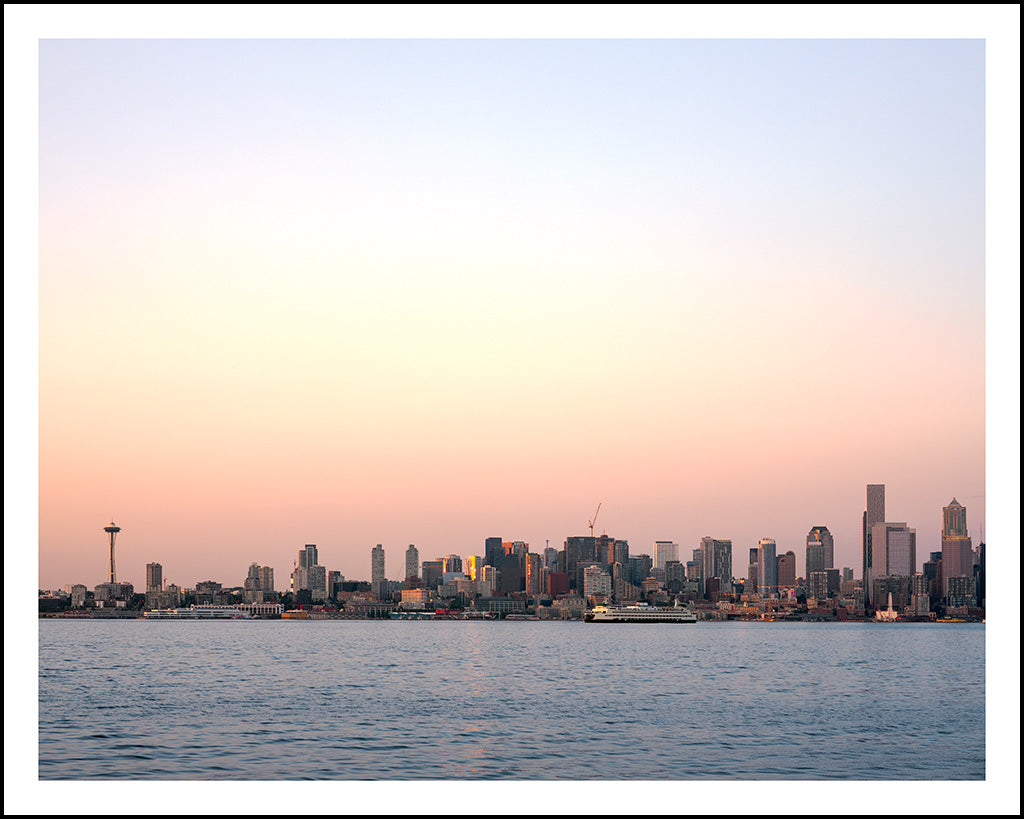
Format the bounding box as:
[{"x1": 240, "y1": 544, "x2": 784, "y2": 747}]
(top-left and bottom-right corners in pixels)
[{"x1": 30, "y1": 32, "x2": 1001, "y2": 591}]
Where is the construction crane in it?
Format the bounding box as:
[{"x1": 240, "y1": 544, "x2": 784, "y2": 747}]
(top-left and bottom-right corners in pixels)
[{"x1": 588, "y1": 503, "x2": 602, "y2": 538}]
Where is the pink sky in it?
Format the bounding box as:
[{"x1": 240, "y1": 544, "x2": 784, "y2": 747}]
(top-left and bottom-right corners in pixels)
[{"x1": 23, "y1": 36, "x2": 1008, "y2": 591}]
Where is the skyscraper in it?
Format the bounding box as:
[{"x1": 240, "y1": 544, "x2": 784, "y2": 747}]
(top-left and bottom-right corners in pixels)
[
  {"x1": 565, "y1": 536, "x2": 596, "y2": 591},
  {"x1": 777, "y1": 550, "x2": 796, "y2": 589},
  {"x1": 757, "y1": 538, "x2": 778, "y2": 597},
  {"x1": 700, "y1": 537, "x2": 733, "y2": 595},
  {"x1": 258, "y1": 565, "x2": 274, "y2": 594},
  {"x1": 146, "y1": 562, "x2": 162, "y2": 592},
  {"x1": 862, "y1": 485, "x2": 885, "y2": 586},
  {"x1": 654, "y1": 541, "x2": 679, "y2": 571},
  {"x1": 806, "y1": 526, "x2": 834, "y2": 576},
  {"x1": 405, "y1": 544, "x2": 419, "y2": 581},
  {"x1": 525, "y1": 552, "x2": 543, "y2": 594},
  {"x1": 484, "y1": 537, "x2": 503, "y2": 568},
  {"x1": 371, "y1": 544, "x2": 386, "y2": 595},
  {"x1": 869, "y1": 522, "x2": 916, "y2": 605},
  {"x1": 941, "y1": 499, "x2": 973, "y2": 600}
]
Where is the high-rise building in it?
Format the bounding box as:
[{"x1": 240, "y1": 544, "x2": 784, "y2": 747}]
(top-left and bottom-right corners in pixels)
[
  {"x1": 868, "y1": 522, "x2": 916, "y2": 605},
  {"x1": 777, "y1": 550, "x2": 796, "y2": 588},
  {"x1": 808, "y1": 569, "x2": 840, "y2": 601},
  {"x1": 748, "y1": 547, "x2": 759, "y2": 595},
  {"x1": 146, "y1": 562, "x2": 162, "y2": 592},
  {"x1": 862, "y1": 485, "x2": 885, "y2": 586},
  {"x1": 943, "y1": 498, "x2": 968, "y2": 536},
  {"x1": 525, "y1": 552, "x2": 543, "y2": 595},
  {"x1": 757, "y1": 539, "x2": 778, "y2": 597},
  {"x1": 442, "y1": 554, "x2": 463, "y2": 575},
  {"x1": 941, "y1": 499, "x2": 973, "y2": 601},
  {"x1": 371, "y1": 544, "x2": 386, "y2": 595},
  {"x1": 484, "y1": 537, "x2": 503, "y2": 568},
  {"x1": 421, "y1": 560, "x2": 443, "y2": 590},
  {"x1": 307, "y1": 565, "x2": 328, "y2": 601},
  {"x1": 806, "y1": 526, "x2": 834, "y2": 577},
  {"x1": 653, "y1": 541, "x2": 679, "y2": 571},
  {"x1": 582, "y1": 564, "x2": 612, "y2": 598},
  {"x1": 700, "y1": 537, "x2": 733, "y2": 595},
  {"x1": 465, "y1": 555, "x2": 482, "y2": 581},
  {"x1": 405, "y1": 544, "x2": 419, "y2": 581},
  {"x1": 627, "y1": 554, "x2": 652, "y2": 587},
  {"x1": 299, "y1": 544, "x2": 318, "y2": 569},
  {"x1": 259, "y1": 565, "x2": 274, "y2": 593},
  {"x1": 565, "y1": 536, "x2": 596, "y2": 591}
]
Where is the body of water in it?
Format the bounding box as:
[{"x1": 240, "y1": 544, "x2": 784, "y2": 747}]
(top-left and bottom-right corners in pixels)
[{"x1": 38, "y1": 620, "x2": 984, "y2": 780}]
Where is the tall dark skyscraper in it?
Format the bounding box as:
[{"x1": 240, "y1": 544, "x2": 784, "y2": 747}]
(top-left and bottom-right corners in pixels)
[
  {"x1": 806, "y1": 525, "x2": 834, "y2": 577},
  {"x1": 757, "y1": 538, "x2": 778, "y2": 598},
  {"x1": 485, "y1": 537, "x2": 503, "y2": 568},
  {"x1": 565, "y1": 536, "x2": 596, "y2": 591},
  {"x1": 862, "y1": 484, "x2": 885, "y2": 588}
]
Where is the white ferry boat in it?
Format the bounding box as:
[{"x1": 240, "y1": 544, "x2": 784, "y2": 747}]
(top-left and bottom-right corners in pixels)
[
  {"x1": 585, "y1": 603, "x2": 697, "y2": 623},
  {"x1": 143, "y1": 605, "x2": 253, "y2": 620}
]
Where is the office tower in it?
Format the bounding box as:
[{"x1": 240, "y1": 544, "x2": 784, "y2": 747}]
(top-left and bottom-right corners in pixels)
[
  {"x1": 869, "y1": 522, "x2": 916, "y2": 605},
  {"x1": 757, "y1": 539, "x2": 778, "y2": 597},
  {"x1": 943, "y1": 498, "x2": 968, "y2": 536},
  {"x1": 565, "y1": 536, "x2": 596, "y2": 590},
  {"x1": 104, "y1": 521, "x2": 121, "y2": 583},
  {"x1": 654, "y1": 541, "x2": 679, "y2": 571},
  {"x1": 290, "y1": 544, "x2": 317, "y2": 593},
  {"x1": 371, "y1": 544, "x2": 386, "y2": 594},
  {"x1": 806, "y1": 526, "x2": 834, "y2": 577},
  {"x1": 258, "y1": 565, "x2": 274, "y2": 593},
  {"x1": 146, "y1": 562, "x2": 163, "y2": 592},
  {"x1": 628, "y1": 554, "x2": 652, "y2": 587},
  {"x1": 465, "y1": 555, "x2": 482, "y2": 581},
  {"x1": 328, "y1": 570, "x2": 345, "y2": 599},
  {"x1": 421, "y1": 560, "x2": 443, "y2": 590},
  {"x1": 405, "y1": 544, "x2": 419, "y2": 581},
  {"x1": 862, "y1": 485, "x2": 885, "y2": 586},
  {"x1": 307, "y1": 564, "x2": 328, "y2": 601},
  {"x1": 808, "y1": 568, "x2": 840, "y2": 600},
  {"x1": 442, "y1": 554, "x2": 463, "y2": 575},
  {"x1": 700, "y1": 537, "x2": 733, "y2": 595},
  {"x1": 582, "y1": 565, "x2": 612, "y2": 598},
  {"x1": 941, "y1": 499, "x2": 973, "y2": 600},
  {"x1": 748, "y1": 547, "x2": 759, "y2": 593},
  {"x1": 778, "y1": 551, "x2": 796, "y2": 588},
  {"x1": 484, "y1": 537, "x2": 503, "y2": 568},
  {"x1": 665, "y1": 560, "x2": 686, "y2": 594},
  {"x1": 525, "y1": 552, "x2": 543, "y2": 594},
  {"x1": 299, "y1": 544, "x2": 318, "y2": 568}
]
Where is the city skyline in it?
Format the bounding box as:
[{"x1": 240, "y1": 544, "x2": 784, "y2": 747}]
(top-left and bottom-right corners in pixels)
[
  {"x1": 59, "y1": 489, "x2": 981, "y2": 594},
  {"x1": 31, "y1": 36, "x2": 994, "y2": 590},
  {"x1": 38, "y1": 487, "x2": 988, "y2": 591}
]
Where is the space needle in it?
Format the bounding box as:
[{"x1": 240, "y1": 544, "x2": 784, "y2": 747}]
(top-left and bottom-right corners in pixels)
[{"x1": 104, "y1": 521, "x2": 121, "y2": 583}]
